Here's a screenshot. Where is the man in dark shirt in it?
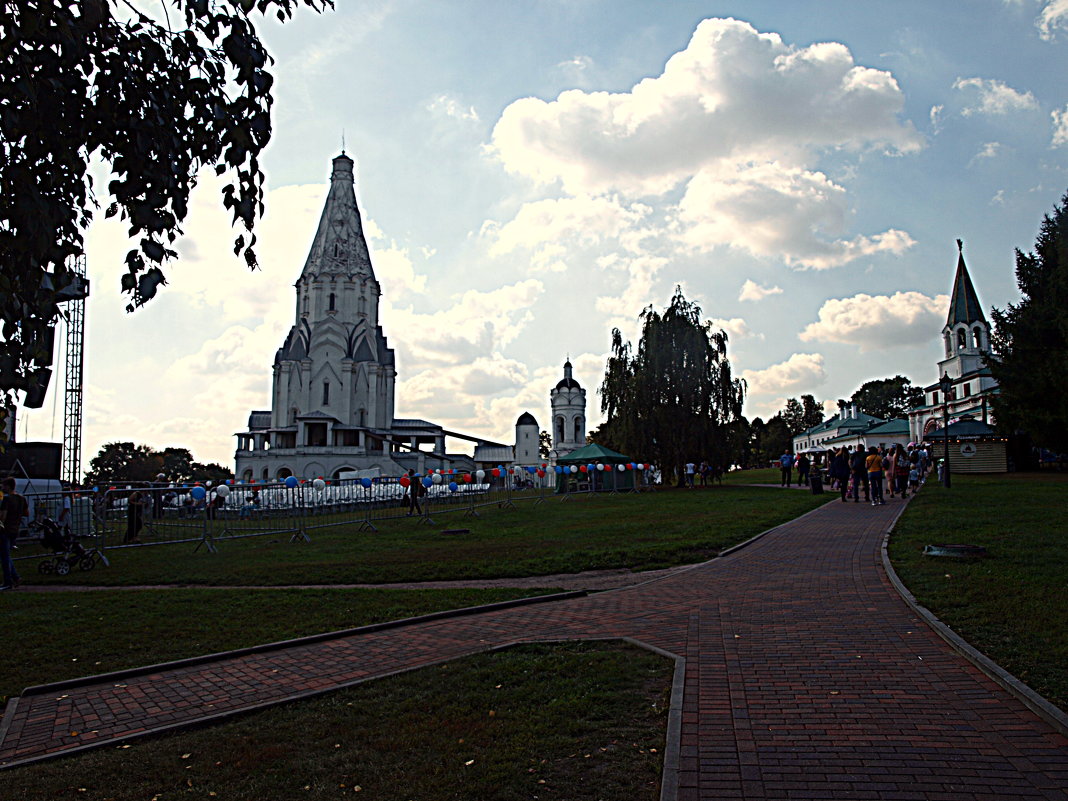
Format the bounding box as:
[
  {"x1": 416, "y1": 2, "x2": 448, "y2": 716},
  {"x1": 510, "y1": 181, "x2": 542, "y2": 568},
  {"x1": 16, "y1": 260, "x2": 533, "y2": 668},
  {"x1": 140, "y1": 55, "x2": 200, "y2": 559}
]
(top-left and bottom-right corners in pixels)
[{"x1": 1, "y1": 477, "x2": 28, "y2": 589}]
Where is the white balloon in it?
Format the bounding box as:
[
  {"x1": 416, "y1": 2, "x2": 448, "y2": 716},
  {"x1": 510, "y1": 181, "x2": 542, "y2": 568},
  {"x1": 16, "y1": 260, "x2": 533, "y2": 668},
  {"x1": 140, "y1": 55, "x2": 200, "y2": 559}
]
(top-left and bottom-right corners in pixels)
[
  {"x1": 312, "y1": 478, "x2": 326, "y2": 491},
  {"x1": 215, "y1": 484, "x2": 230, "y2": 498},
  {"x1": 596, "y1": 463, "x2": 604, "y2": 471},
  {"x1": 569, "y1": 465, "x2": 578, "y2": 473},
  {"x1": 206, "y1": 480, "x2": 213, "y2": 487},
  {"x1": 617, "y1": 464, "x2": 625, "y2": 472},
  {"x1": 475, "y1": 469, "x2": 485, "y2": 481},
  {"x1": 432, "y1": 473, "x2": 443, "y2": 484}
]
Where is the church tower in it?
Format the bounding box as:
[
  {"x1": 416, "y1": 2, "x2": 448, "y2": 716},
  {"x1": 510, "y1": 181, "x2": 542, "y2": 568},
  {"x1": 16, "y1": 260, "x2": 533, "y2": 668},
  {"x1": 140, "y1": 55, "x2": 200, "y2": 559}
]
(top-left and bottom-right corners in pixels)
[
  {"x1": 938, "y1": 239, "x2": 990, "y2": 382},
  {"x1": 549, "y1": 359, "x2": 586, "y2": 457}
]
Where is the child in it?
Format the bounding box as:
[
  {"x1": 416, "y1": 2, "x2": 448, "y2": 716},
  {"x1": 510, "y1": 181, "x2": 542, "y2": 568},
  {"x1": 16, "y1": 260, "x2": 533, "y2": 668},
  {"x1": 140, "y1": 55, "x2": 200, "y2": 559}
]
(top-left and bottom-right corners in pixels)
[{"x1": 908, "y1": 463, "x2": 921, "y2": 493}]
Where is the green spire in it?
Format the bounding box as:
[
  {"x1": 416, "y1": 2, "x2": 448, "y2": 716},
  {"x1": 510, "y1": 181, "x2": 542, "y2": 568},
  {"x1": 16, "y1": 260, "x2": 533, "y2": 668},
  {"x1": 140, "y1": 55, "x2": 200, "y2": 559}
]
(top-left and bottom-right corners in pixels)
[{"x1": 946, "y1": 239, "x2": 986, "y2": 326}]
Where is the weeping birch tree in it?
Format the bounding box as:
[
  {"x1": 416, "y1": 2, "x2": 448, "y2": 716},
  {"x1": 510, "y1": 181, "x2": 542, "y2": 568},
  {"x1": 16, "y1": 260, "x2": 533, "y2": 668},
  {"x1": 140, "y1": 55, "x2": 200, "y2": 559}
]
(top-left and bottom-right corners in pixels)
[{"x1": 596, "y1": 287, "x2": 746, "y2": 485}]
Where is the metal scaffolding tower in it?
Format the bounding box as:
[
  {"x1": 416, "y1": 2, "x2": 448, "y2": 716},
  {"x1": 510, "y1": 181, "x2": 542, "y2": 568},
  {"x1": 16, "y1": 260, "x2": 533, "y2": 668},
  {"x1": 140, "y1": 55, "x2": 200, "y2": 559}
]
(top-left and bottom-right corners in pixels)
[{"x1": 62, "y1": 255, "x2": 88, "y2": 486}]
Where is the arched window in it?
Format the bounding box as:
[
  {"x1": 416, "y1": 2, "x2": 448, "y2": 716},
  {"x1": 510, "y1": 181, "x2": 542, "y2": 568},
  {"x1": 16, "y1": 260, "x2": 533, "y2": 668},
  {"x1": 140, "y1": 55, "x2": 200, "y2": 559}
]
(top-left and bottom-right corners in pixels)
[
  {"x1": 358, "y1": 295, "x2": 367, "y2": 316},
  {"x1": 944, "y1": 333, "x2": 952, "y2": 358},
  {"x1": 323, "y1": 381, "x2": 330, "y2": 406},
  {"x1": 556, "y1": 416, "x2": 565, "y2": 443},
  {"x1": 574, "y1": 417, "x2": 583, "y2": 441},
  {"x1": 328, "y1": 292, "x2": 336, "y2": 311},
  {"x1": 973, "y1": 326, "x2": 983, "y2": 349},
  {"x1": 957, "y1": 328, "x2": 966, "y2": 350}
]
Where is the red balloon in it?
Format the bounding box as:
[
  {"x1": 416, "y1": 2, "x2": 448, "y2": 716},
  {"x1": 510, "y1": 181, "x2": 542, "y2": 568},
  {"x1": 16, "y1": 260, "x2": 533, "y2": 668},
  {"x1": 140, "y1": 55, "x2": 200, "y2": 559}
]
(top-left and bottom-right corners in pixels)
[
  {"x1": 579, "y1": 465, "x2": 588, "y2": 472},
  {"x1": 492, "y1": 468, "x2": 500, "y2": 477},
  {"x1": 399, "y1": 476, "x2": 411, "y2": 488},
  {"x1": 541, "y1": 463, "x2": 547, "y2": 469},
  {"x1": 463, "y1": 473, "x2": 472, "y2": 483},
  {"x1": 537, "y1": 469, "x2": 545, "y2": 477}
]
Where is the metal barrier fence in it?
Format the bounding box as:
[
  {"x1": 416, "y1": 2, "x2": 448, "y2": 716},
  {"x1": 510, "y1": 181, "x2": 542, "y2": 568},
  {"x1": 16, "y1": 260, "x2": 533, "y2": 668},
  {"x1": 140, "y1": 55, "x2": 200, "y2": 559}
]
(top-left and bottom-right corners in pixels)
[{"x1": 11, "y1": 467, "x2": 650, "y2": 571}]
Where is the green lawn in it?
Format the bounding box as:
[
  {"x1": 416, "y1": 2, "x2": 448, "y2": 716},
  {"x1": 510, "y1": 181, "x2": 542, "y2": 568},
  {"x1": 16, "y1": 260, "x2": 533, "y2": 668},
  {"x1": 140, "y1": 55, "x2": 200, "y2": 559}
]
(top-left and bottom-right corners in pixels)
[
  {"x1": 888, "y1": 472, "x2": 1068, "y2": 711},
  {"x1": 3, "y1": 641, "x2": 672, "y2": 801},
  {"x1": 23, "y1": 486, "x2": 827, "y2": 586},
  {"x1": 0, "y1": 587, "x2": 554, "y2": 704}
]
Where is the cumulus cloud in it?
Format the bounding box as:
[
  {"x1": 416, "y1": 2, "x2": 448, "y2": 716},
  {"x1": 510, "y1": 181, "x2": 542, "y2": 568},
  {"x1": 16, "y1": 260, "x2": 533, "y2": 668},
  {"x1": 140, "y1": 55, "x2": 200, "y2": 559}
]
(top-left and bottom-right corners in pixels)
[
  {"x1": 381, "y1": 279, "x2": 544, "y2": 370},
  {"x1": 676, "y1": 162, "x2": 915, "y2": 268},
  {"x1": 799, "y1": 291, "x2": 949, "y2": 351},
  {"x1": 973, "y1": 142, "x2": 1003, "y2": 161},
  {"x1": 739, "y1": 279, "x2": 783, "y2": 302},
  {"x1": 742, "y1": 352, "x2": 827, "y2": 398},
  {"x1": 709, "y1": 317, "x2": 758, "y2": 340},
  {"x1": 1053, "y1": 104, "x2": 1068, "y2": 146},
  {"x1": 491, "y1": 18, "x2": 919, "y2": 197},
  {"x1": 1037, "y1": 0, "x2": 1068, "y2": 39},
  {"x1": 594, "y1": 254, "x2": 668, "y2": 332},
  {"x1": 953, "y1": 77, "x2": 1039, "y2": 116},
  {"x1": 486, "y1": 195, "x2": 652, "y2": 270}
]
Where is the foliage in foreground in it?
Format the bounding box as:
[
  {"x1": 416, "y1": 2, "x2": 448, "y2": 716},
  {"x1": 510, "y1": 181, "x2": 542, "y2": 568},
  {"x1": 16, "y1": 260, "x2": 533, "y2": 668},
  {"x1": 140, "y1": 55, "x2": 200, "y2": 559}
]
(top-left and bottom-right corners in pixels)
[
  {"x1": 0, "y1": 587, "x2": 549, "y2": 703},
  {"x1": 4, "y1": 641, "x2": 672, "y2": 801},
  {"x1": 889, "y1": 473, "x2": 1068, "y2": 711}
]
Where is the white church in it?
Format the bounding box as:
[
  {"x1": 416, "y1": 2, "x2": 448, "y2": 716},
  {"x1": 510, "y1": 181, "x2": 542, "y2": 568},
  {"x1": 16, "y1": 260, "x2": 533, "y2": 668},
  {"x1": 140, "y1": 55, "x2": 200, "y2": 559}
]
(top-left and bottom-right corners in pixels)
[{"x1": 234, "y1": 153, "x2": 592, "y2": 481}]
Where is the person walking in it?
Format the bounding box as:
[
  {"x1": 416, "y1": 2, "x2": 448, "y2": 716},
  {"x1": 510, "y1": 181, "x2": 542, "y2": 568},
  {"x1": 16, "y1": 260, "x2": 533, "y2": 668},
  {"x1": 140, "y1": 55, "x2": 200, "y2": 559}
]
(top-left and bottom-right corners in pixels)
[
  {"x1": 829, "y1": 448, "x2": 850, "y2": 502},
  {"x1": 849, "y1": 447, "x2": 869, "y2": 503},
  {"x1": 796, "y1": 453, "x2": 810, "y2": 487},
  {"x1": 866, "y1": 446, "x2": 886, "y2": 506},
  {"x1": 405, "y1": 470, "x2": 422, "y2": 516},
  {"x1": 685, "y1": 462, "x2": 696, "y2": 488},
  {"x1": 779, "y1": 450, "x2": 794, "y2": 487},
  {"x1": 0, "y1": 477, "x2": 27, "y2": 590},
  {"x1": 894, "y1": 444, "x2": 911, "y2": 498},
  {"x1": 125, "y1": 490, "x2": 145, "y2": 543}
]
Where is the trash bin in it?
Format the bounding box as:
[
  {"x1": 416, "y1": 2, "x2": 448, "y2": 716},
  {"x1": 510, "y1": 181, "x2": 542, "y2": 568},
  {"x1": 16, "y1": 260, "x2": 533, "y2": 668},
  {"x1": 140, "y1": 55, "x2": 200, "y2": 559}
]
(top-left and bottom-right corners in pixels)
[{"x1": 809, "y1": 466, "x2": 824, "y2": 494}]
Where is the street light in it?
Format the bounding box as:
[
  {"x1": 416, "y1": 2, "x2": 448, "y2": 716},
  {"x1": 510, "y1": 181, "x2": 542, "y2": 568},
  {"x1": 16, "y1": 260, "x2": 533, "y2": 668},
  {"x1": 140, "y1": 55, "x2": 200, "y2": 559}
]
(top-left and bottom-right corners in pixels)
[{"x1": 938, "y1": 372, "x2": 952, "y2": 488}]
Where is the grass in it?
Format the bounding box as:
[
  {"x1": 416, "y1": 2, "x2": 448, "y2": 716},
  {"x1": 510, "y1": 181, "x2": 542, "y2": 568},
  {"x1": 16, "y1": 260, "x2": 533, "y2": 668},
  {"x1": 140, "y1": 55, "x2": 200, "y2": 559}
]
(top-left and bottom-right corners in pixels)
[
  {"x1": 888, "y1": 472, "x2": 1068, "y2": 711},
  {"x1": 0, "y1": 587, "x2": 554, "y2": 704},
  {"x1": 3, "y1": 641, "x2": 673, "y2": 801},
  {"x1": 23, "y1": 486, "x2": 827, "y2": 586}
]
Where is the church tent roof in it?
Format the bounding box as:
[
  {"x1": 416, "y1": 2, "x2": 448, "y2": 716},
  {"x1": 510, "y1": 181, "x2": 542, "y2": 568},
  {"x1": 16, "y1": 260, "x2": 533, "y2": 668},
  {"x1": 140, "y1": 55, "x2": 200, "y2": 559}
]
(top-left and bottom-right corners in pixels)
[
  {"x1": 947, "y1": 240, "x2": 987, "y2": 326},
  {"x1": 557, "y1": 442, "x2": 630, "y2": 464}
]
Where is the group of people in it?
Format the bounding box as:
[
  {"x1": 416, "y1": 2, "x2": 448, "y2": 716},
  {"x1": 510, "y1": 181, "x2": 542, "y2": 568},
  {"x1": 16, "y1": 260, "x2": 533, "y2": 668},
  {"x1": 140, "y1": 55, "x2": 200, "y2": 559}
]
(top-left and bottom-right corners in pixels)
[
  {"x1": 824, "y1": 443, "x2": 930, "y2": 506},
  {"x1": 778, "y1": 452, "x2": 812, "y2": 487},
  {"x1": 683, "y1": 461, "x2": 724, "y2": 487}
]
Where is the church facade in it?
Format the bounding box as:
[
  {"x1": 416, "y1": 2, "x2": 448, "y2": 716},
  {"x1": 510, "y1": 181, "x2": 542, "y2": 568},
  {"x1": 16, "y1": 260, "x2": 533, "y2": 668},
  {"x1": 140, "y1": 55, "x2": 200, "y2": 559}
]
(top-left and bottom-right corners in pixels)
[
  {"x1": 908, "y1": 241, "x2": 999, "y2": 442},
  {"x1": 234, "y1": 153, "x2": 455, "y2": 481}
]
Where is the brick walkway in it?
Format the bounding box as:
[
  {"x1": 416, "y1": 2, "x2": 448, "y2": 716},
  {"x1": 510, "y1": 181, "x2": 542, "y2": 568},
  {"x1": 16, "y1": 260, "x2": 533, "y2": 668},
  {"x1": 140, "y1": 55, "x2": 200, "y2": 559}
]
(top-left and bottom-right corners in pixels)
[{"x1": 3, "y1": 495, "x2": 1067, "y2": 799}]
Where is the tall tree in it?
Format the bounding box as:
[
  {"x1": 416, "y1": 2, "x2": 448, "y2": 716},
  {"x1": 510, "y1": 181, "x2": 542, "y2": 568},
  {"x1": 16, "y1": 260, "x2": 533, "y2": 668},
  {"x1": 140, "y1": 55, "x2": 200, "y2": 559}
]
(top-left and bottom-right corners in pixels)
[
  {"x1": 850, "y1": 376, "x2": 923, "y2": 419},
  {"x1": 781, "y1": 398, "x2": 806, "y2": 435},
  {"x1": 0, "y1": 0, "x2": 330, "y2": 412},
  {"x1": 598, "y1": 287, "x2": 746, "y2": 485},
  {"x1": 83, "y1": 442, "x2": 164, "y2": 485},
  {"x1": 801, "y1": 394, "x2": 825, "y2": 429},
  {"x1": 538, "y1": 430, "x2": 552, "y2": 459},
  {"x1": 989, "y1": 189, "x2": 1068, "y2": 451}
]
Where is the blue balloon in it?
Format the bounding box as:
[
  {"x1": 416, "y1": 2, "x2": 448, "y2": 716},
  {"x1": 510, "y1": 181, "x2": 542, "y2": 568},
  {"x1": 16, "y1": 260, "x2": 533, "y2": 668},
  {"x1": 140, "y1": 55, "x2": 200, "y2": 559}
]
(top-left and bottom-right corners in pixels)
[
  {"x1": 526, "y1": 465, "x2": 535, "y2": 474},
  {"x1": 361, "y1": 477, "x2": 372, "y2": 489},
  {"x1": 448, "y1": 481, "x2": 458, "y2": 492},
  {"x1": 190, "y1": 486, "x2": 207, "y2": 501},
  {"x1": 284, "y1": 476, "x2": 298, "y2": 489},
  {"x1": 554, "y1": 465, "x2": 562, "y2": 474},
  {"x1": 422, "y1": 476, "x2": 433, "y2": 488}
]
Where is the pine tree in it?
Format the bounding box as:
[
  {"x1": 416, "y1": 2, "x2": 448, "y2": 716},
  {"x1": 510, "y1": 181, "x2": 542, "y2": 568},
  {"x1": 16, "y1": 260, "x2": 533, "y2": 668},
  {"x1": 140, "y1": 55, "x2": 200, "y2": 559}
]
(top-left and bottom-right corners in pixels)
[{"x1": 989, "y1": 189, "x2": 1068, "y2": 451}]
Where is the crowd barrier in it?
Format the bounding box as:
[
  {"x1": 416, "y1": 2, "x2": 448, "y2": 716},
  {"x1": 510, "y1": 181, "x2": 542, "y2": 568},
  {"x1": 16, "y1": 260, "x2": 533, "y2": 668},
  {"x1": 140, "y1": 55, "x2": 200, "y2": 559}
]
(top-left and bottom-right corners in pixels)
[{"x1": 11, "y1": 468, "x2": 650, "y2": 570}]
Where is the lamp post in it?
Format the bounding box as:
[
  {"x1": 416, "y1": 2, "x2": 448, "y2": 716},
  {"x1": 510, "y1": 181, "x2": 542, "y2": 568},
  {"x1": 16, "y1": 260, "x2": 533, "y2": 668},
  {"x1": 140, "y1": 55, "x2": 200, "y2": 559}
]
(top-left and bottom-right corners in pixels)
[{"x1": 938, "y1": 372, "x2": 952, "y2": 488}]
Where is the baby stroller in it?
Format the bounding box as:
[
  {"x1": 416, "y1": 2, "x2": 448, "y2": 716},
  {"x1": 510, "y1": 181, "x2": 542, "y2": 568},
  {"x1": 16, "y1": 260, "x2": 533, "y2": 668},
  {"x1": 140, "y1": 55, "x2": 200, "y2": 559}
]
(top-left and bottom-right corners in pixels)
[{"x1": 33, "y1": 516, "x2": 100, "y2": 576}]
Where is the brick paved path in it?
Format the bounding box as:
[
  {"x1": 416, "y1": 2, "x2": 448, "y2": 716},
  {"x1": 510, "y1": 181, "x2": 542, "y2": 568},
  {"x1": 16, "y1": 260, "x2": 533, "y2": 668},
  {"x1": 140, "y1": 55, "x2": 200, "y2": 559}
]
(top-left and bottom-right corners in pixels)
[{"x1": 3, "y1": 496, "x2": 1068, "y2": 799}]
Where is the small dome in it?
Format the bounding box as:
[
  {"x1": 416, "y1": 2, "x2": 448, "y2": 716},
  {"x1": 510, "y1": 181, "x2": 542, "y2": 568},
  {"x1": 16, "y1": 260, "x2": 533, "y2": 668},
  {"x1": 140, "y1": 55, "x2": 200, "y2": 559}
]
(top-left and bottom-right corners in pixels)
[
  {"x1": 555, "y1": 377, "x2": 581, "y2": 390},
  {"x1": 516, "y1": 411, "x2": 538, "y2": 427}
]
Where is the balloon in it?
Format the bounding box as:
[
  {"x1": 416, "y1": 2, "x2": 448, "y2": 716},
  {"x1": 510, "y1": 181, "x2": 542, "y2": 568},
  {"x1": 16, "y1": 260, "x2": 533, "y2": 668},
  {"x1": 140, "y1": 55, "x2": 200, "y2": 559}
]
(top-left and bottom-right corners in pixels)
[
  {"x1": 569, "y1": 465, "x2": 578, "y2": 473},
  {"x1": 206, "y1": 480, "x2": 213, "y2": 488},
  {"x1": 422, "y1": 476, "x2": 433, "y2": 488},
  {"x1": 617, "y1": 464, "x2": 626, "y2": 472},
  {"x1": 191, "y1": 486, "x2": 207, "y2": 501},
  {"x1": 399, "y1": 476, "x2": 411, "y2": 488},
  {"x1": 492, "y1": 468, "x2": 500, "y2": 478},
  {"x1": 526, "y1": 465, "x2": 536, "y2": 474},
  {"x1": 284, "y1": 476, "x2": 298, "y2": 488},
  {"x1": 463, "y1": 473, "x2": 472, "y2": 483},
  {"x1": 313, "y1": 478, "x2": 326, "y2": 491},
  {"x1": 475, "y1": 469, "x2": 485, "y2": 481},
  {"x1": 448, "y1": 481, "x2": 458, "y2": 492},
  {"x1": 554, "y1": 465, "x2": 562, "y2": 474},
  {"x1": 596, "y1": 463, "x2": 604, "y2": 471},
  {"x1": 579, "y1": 465, "x2": 588, "y2": 473},
  {"x1": 360, "y1": 477, "x2": 372, "y2": 489},
  {"x1": 432, "y1": 473, "x2": 443, "y2": 484},
  {"x1": 215, "y1": 485, "x2": 230, "y2": 498},
  {"x1": 537, "y1": 469, "x2": 545, "y2": 477},
  {"x1": 541, "y1": 463, "x2": 547, "y2": 469}
]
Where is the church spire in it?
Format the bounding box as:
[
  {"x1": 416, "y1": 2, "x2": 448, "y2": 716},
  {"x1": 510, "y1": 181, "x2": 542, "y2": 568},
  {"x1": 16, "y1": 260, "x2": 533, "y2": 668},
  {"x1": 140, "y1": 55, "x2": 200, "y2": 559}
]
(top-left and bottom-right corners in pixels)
[
  {"x1": 299, "y1": 153, "x2": 375, "y2": 281},
  {"x1": 946, "y1": 239, "x2": 986, "y2": 326}
]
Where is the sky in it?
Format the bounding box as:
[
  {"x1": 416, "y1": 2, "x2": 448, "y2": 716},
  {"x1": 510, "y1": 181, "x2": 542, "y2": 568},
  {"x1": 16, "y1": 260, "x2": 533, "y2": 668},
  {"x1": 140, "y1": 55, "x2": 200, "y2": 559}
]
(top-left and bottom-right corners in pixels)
[{"x1": 17, "y1": 0, "x2": 1068, "y2": 471}]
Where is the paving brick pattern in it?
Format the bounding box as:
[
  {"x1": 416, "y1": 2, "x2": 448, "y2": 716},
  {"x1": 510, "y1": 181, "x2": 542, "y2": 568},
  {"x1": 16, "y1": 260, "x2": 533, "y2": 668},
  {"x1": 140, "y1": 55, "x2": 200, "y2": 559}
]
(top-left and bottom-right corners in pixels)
[{"x1": 3, "y1": 496, "x2": 1068, "y2": 799}]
